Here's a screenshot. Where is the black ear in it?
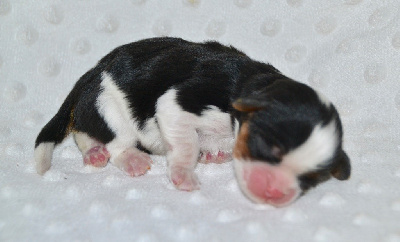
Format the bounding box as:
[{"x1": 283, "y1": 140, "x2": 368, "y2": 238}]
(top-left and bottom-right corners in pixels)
[
  {"x1": 232, "y1": 98, "x2": 269, "y2": 113},
  {"x1": 330, "y1": 150, "x2": 351, "y2": 180},
  {"x1": 232, "y1": 73, "x2": 282, "y2": 113}
]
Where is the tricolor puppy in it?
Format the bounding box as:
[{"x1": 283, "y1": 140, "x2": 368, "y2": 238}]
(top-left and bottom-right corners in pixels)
[{"x1": 35, "y1": 37, "x2": 351, "y2": 207}]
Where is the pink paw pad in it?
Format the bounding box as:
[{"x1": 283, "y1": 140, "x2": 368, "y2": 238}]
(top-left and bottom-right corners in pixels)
[
  {"x1": 199, "y1": 151, "x2": 231, "y2": 164},
  {"x1": 170, "y1": 166, "x2": 200, "y2": 191},
  {"x1": 83, "y1": 146, "x2": 110, "y2": 167},
  {"x1": 116, "y1": 150, "x2": 153, "y2": 177}
]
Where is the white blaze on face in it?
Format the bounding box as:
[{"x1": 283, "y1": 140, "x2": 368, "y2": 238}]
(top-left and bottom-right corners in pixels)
[{"x1": 282, "y1": 120, "x2": 339, "y2": 174}]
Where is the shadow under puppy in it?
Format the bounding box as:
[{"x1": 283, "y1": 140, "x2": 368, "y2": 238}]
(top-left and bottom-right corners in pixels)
[{"x1": 35, "y1": 37, "x2": 351, "y2": 207}]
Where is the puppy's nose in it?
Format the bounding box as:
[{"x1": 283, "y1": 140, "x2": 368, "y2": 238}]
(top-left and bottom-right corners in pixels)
[
  {"x1": 242, "y1": 163, "x2": 299, "y2": 207},
  {"x1": 265, "y1": 187, "x2": 284, "y2": 199}
]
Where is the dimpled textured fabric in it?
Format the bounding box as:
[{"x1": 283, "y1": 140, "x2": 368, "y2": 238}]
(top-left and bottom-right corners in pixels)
[{"x1": 0, "y1": 1, "x2": 399, "y2": 241}]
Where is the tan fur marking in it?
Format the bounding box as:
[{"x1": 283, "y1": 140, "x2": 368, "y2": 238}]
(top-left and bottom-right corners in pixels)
[
  {"x1": 66, "y1": 107, "x2": 76, "y2": 136},
  {"x1": 233, "y1": 121, "x2": 251, "y2": 159},
  {"x1": 232, "y1": 99, "x2": 264, "y2": 113}
]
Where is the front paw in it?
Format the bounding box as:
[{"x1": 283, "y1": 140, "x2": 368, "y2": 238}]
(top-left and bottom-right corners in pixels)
[
  {"x1": 114, "y1": 149, "x2": 152, "y2": 177},
  {"x1": 169, "y1": 166, "x2": 200, "y2": 191}
]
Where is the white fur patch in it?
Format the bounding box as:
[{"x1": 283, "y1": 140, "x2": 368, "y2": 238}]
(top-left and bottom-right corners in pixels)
[
  {"x1": 34, "y1": 142, "x2": 55, "y2": 175},
  {"x1": 96, "y1": 72, "x2": 140, "y2": 158},
  {"x1": 97, "y1": 72, "x2": 166, "y2": 157},
  {"x1": 282, "y1": 120, "x2": 338, "y2": 174}
]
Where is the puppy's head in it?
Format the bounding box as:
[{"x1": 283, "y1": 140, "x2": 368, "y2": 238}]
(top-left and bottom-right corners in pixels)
[{"x1": 232, "y1": 75, "x2": 350, "y2": 207}]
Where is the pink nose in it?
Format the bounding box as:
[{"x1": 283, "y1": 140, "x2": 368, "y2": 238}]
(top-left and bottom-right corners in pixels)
[
  {"x1": 265, "y1": 187, "x2": 284, "y2": 199},
  {"x1": 244, "y1": 165, "x2": 297, "y2": 206}
]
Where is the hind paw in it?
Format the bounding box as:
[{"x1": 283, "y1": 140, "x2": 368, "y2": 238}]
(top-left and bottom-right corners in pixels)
[{"x1": 83, "y1": 145, "x2": 110, "y2": 167}]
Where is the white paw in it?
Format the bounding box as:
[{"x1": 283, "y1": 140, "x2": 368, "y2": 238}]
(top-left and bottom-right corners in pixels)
[{"x1": 114, "y1": 149, "x2": 152, "y2": 177}]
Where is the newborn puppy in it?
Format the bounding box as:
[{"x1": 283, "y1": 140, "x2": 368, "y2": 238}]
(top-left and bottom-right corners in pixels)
[{"x1": 35, "y1": 37, "x2": 351, "y2": 207}]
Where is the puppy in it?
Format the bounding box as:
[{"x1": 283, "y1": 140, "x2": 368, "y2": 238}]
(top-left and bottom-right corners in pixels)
[{"x1": 35, "y1": 37, "x2": 351, "y2": 207}]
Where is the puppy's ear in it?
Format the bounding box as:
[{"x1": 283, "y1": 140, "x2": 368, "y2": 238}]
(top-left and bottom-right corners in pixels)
[
  {"x1": 330, "y1": 150, "x2": 351, "y2": 180},
  {"x1": 232, "y1": 98, "x2": 268, "y2": 113}
]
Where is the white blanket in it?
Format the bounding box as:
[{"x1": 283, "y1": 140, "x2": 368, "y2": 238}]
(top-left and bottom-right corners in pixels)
[{"x1": 1, "y1": 0, "x2": 399, "y2": 241}]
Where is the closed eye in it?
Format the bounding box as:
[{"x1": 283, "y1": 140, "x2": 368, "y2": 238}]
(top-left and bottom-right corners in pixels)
[{"x1": 248, "y1": 133, "x2": 283, "y2": 164}]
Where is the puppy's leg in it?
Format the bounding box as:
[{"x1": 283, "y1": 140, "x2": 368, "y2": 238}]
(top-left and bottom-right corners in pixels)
[
  {"x1": 156, "y1": 90, "x2": 200, "y2": 191},
  {"x1": 74, "y1": 132, "x2": 110, "y2": 167},
  {"x1": 166, "y1": 128, "x2": 200, "y2": 191}
]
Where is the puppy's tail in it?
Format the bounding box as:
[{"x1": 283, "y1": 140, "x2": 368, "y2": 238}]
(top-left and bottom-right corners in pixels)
[
  {"x1": 34, "y1": 69, "x2": 96, "y2": 175},
  {"x1": 34, "y1": 96, "x2": 75, "y2": 175}
]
